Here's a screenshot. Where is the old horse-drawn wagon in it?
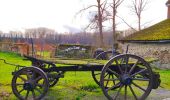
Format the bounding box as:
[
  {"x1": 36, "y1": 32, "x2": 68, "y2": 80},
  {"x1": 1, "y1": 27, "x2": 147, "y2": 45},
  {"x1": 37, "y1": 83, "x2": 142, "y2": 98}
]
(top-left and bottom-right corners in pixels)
[{"x1": 0, "y1": 47, "x2": 160, "y2": 100}]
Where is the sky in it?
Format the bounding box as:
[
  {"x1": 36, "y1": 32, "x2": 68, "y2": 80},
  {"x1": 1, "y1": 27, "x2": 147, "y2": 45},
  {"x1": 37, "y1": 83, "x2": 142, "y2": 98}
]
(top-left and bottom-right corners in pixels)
[{"x1": 0, "y1": 0, "x2": 167, "y2": 33}]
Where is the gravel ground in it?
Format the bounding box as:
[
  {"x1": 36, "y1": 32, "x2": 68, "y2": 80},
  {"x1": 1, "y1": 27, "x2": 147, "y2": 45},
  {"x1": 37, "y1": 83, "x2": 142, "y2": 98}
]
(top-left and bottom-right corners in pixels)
[{"x1": 148, "y1": 87, "x2": 170, "y2": 100}]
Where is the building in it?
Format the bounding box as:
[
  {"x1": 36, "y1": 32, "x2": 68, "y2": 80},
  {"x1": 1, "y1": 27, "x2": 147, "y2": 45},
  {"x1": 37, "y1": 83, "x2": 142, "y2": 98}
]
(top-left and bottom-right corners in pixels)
[
  {"x1": 119, "y1": 0, "x2": 170, "y2": 69},
  {"x1": 166, "y1": 0, "x2": 170, "y2": 18},
  {"x1": 0, "y1": 42, "x2": 29, "y2": 56}
]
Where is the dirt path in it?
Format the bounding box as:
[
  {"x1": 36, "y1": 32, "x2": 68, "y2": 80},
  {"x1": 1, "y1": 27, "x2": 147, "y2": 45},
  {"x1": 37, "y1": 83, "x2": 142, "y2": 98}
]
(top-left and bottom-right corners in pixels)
[
  {"x1": 81, "y1": 88, "x2": 170, "y2": 100},
  {"x1": 148, "y1": 87, "x2": 170, "y2": 100},
  {"x1": 82, "y1": 88, "x2": 170, "y2": 100}
]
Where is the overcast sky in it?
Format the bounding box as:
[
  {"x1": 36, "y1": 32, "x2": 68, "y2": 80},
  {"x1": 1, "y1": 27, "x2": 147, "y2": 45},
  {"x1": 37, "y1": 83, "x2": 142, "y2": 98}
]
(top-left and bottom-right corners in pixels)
[{"x1": 0, "y1": 0, "x2": 167, "y2": 33}]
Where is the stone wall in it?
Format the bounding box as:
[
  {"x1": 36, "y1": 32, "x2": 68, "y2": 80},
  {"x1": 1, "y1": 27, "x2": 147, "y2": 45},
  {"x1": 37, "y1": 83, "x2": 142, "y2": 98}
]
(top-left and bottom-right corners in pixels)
[{"x1": 121, "y1": 43, "x2": 170, "y2": 69}]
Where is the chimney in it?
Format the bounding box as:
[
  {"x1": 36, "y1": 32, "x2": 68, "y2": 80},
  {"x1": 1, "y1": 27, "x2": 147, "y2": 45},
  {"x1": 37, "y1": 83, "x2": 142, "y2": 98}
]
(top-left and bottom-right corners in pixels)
[{"x1": 166, "y1": 0, "x2": 170, "y2": 19}]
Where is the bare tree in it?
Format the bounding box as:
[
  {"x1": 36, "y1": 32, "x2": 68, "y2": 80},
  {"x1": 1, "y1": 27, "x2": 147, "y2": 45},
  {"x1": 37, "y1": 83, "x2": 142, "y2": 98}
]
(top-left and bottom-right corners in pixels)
[
  {"x1": 116, "y1": 15, "x2": 137, "y2": 31},
  {"x1": 76, "y1": 0, "x2": 109, "y2": 47},
  {"x1": 110, "y1": 0, "x2": 124, "y2": 50},
  {"x1": 129, "y1": 0, "x2": 149, "y2": 30},
  {"x1": 0, "y1": 31, "x2": 3, "y2": 42}
]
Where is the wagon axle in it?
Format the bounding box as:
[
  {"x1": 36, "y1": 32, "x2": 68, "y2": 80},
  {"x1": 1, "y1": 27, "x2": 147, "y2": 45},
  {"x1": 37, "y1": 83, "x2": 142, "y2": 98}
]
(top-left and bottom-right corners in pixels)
[
  {"x1": 23, "y1": 82, "x2": 35, "y2": 91},
  {"x1": 120, "y1": 74, "x2": 132, "y2": 85}
]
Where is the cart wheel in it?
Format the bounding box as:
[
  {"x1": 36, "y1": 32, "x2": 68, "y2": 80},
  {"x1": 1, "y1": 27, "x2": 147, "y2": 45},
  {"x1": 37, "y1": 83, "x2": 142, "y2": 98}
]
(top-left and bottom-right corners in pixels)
[
  {"x1": 12, "y1": 67, "x2": 49, "y2": 100},
  {"x1": 100, "y1": 54, "x2": 153, "y2": 100},
  {"x1": 92, "y1": 70, "x2": 118, "y2": 88},
  {"x1": 91, "y1": 51, "x2": 113, "y2": 86},
  {"x1": 47, "y1": 71, "x2": 59, "y2": 87},
  {"x1": 95, "y1": 50, "x2": 113, "y2": 60},
  {"x1": 91, "y1": 70, "x2": 101, "y2": 86}
]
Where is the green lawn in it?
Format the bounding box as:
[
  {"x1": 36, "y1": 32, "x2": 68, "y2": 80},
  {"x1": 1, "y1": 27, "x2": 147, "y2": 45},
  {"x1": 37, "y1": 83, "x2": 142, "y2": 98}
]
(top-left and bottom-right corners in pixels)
[
  {"x1": 0, "y1": 51, "x2": 105, "y2": 100},
  {"x1": 0, "y1": 51, "x2": 170, "y2": 100}
]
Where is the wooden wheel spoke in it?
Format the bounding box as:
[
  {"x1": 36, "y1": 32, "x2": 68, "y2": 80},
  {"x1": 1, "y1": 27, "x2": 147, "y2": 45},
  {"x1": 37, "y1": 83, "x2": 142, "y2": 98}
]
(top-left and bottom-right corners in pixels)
[
  {"x1": 18, "y1": 76, "x2": 27, "y2": 82},
  {"x1": 16, "y1": 83, "x2": 24, "y2": 86},
  {"x1": 107, "y1": 68, "x2": 120, "y2": 77},
  {"x1": 115, "y1": 59, "x2": 123, "y2": 74},
  {"x1": 113, "y1": 85, "x2": 123, "y2": 99},
  {"x1": 129, "y1": 60, "x2": 139, "y2": 74},
  {"x1": 105, "y1": 75, "x2": 110, "y2": 87},
  {"x1": 35, "y1": 88, "x2": 42, "y2": 94},
  {"x1": 111, "y1": 75, "x2": 116, "y2": 85},
  {"x1": 131, "y1": 69, "x2": 147, "y2": 77},
  {"x1": 32, "y1": 90, "x2": 36, "y2": 99},
  {"x1": 26, "y1": 70, "x2": 32, "y2": 80},
  {"x1": 106, "y1": 82, "x2": 121, "y2": 92},
  {"x1": 104, "y1": 78, "x2": 119, "y2": 81},
  {"x1": 32, "y1": 71, "x2": 37, "y2": 79},
  {"x1": 35, "y1": 83, "x2": 44, "y2": 88},
  {"x1": 104, "y1": 73, "x2": 109, "y2": 78},
  {"x1": 125, "y1": 56, "x2": 129, "y2": 74},
  {"x1": 132, "y1": 82, "x2": 147, "y2": 92},
  {"x1": 25, "y1": 90, "x2": 29, "y2": 99},
  {"x1": 18, "y1": 88, "x2": 24, "y2": 94},
  {"x1": 129, "y1": 85, "x2": 138, "y2": 100},
  {"x1": 132, "y1": 78, "x2": 149, "y2": 81},
  {"x1": 120, "y1": 58, "x2": 124, "y2": 64},
  {"x1": 124, "y1": 85, "x2": 127, "y2": 100},
  {"x1": 34, "y1": 76, "x2": 42, "y2": 82}
]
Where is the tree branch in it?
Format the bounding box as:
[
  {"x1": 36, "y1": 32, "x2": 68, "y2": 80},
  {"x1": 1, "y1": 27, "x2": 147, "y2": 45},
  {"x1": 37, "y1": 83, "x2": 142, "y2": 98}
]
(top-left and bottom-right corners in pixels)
[
  {"x1": 116, "y1": 15, "x2": 137, "y2": 31},
  {"x1": 75, "y1": 5, "x2": 98, "y2": 16}
]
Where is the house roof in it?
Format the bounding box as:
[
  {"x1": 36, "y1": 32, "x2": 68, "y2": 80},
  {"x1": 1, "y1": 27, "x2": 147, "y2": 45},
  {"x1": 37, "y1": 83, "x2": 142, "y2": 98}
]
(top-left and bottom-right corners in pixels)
[{"x1": 119, "y1": 19, "x2": 170, "y2": 43}]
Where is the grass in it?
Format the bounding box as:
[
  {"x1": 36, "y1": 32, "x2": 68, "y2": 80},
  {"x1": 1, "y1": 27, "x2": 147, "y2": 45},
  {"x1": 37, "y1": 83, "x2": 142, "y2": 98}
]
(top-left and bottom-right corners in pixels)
[
  {"x1": 157, "y1": 70, "x2": 170, "y2": 89},
  {"x1": 0, "y1": 51, "x2": 105, "y2": 100},
  {"x1": 0, "y1": 51, "x2": 170, "y2": 100},
  {"x1": 0, "y1": 52, "x2": 30, "y2": 84},
  {"x1": 36, "y1": 51, "x2": 51, "y2": 58}
]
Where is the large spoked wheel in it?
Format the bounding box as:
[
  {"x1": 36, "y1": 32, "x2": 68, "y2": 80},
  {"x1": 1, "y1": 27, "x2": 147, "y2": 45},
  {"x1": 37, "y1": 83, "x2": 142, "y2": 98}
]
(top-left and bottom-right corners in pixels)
[
  {"x1": 95, "y1": 51, "x2": 113, "y2": 60},
  {"x1": 100, "y1": 54, "x2": 153, "y2": 100},
  {"x1": 12, "y1": 67, "x2": 49, "y2": 100},
  {"x1": 91, "y1": 70, "x2": 101, "y2": 86},
  {"x1": 91, "y1": 51, "x2": 113, "y2": 86}
]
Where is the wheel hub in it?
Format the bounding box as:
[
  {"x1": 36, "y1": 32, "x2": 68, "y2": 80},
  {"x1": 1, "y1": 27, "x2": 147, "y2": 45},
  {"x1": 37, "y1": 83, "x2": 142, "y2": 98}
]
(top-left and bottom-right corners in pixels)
[
  {"x1": 23, "y1": 82, "x2": 34, "y2": 91},
  {"x1": 121, "y1": 74, "x2": 132, "y2": 85}
]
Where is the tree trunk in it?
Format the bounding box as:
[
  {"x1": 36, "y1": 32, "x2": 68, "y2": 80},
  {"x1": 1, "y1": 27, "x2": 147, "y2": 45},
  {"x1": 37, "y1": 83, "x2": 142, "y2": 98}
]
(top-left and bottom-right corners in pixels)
[
  {"x1": 112, "y1": 3, "x2": 116, "y2": 50},
  {"x1": 97, "y1": 0, "x2": 104, "y2": 48},
  {"x1": 138, "y1": 15, "x2": 141, "y2": 30}
]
